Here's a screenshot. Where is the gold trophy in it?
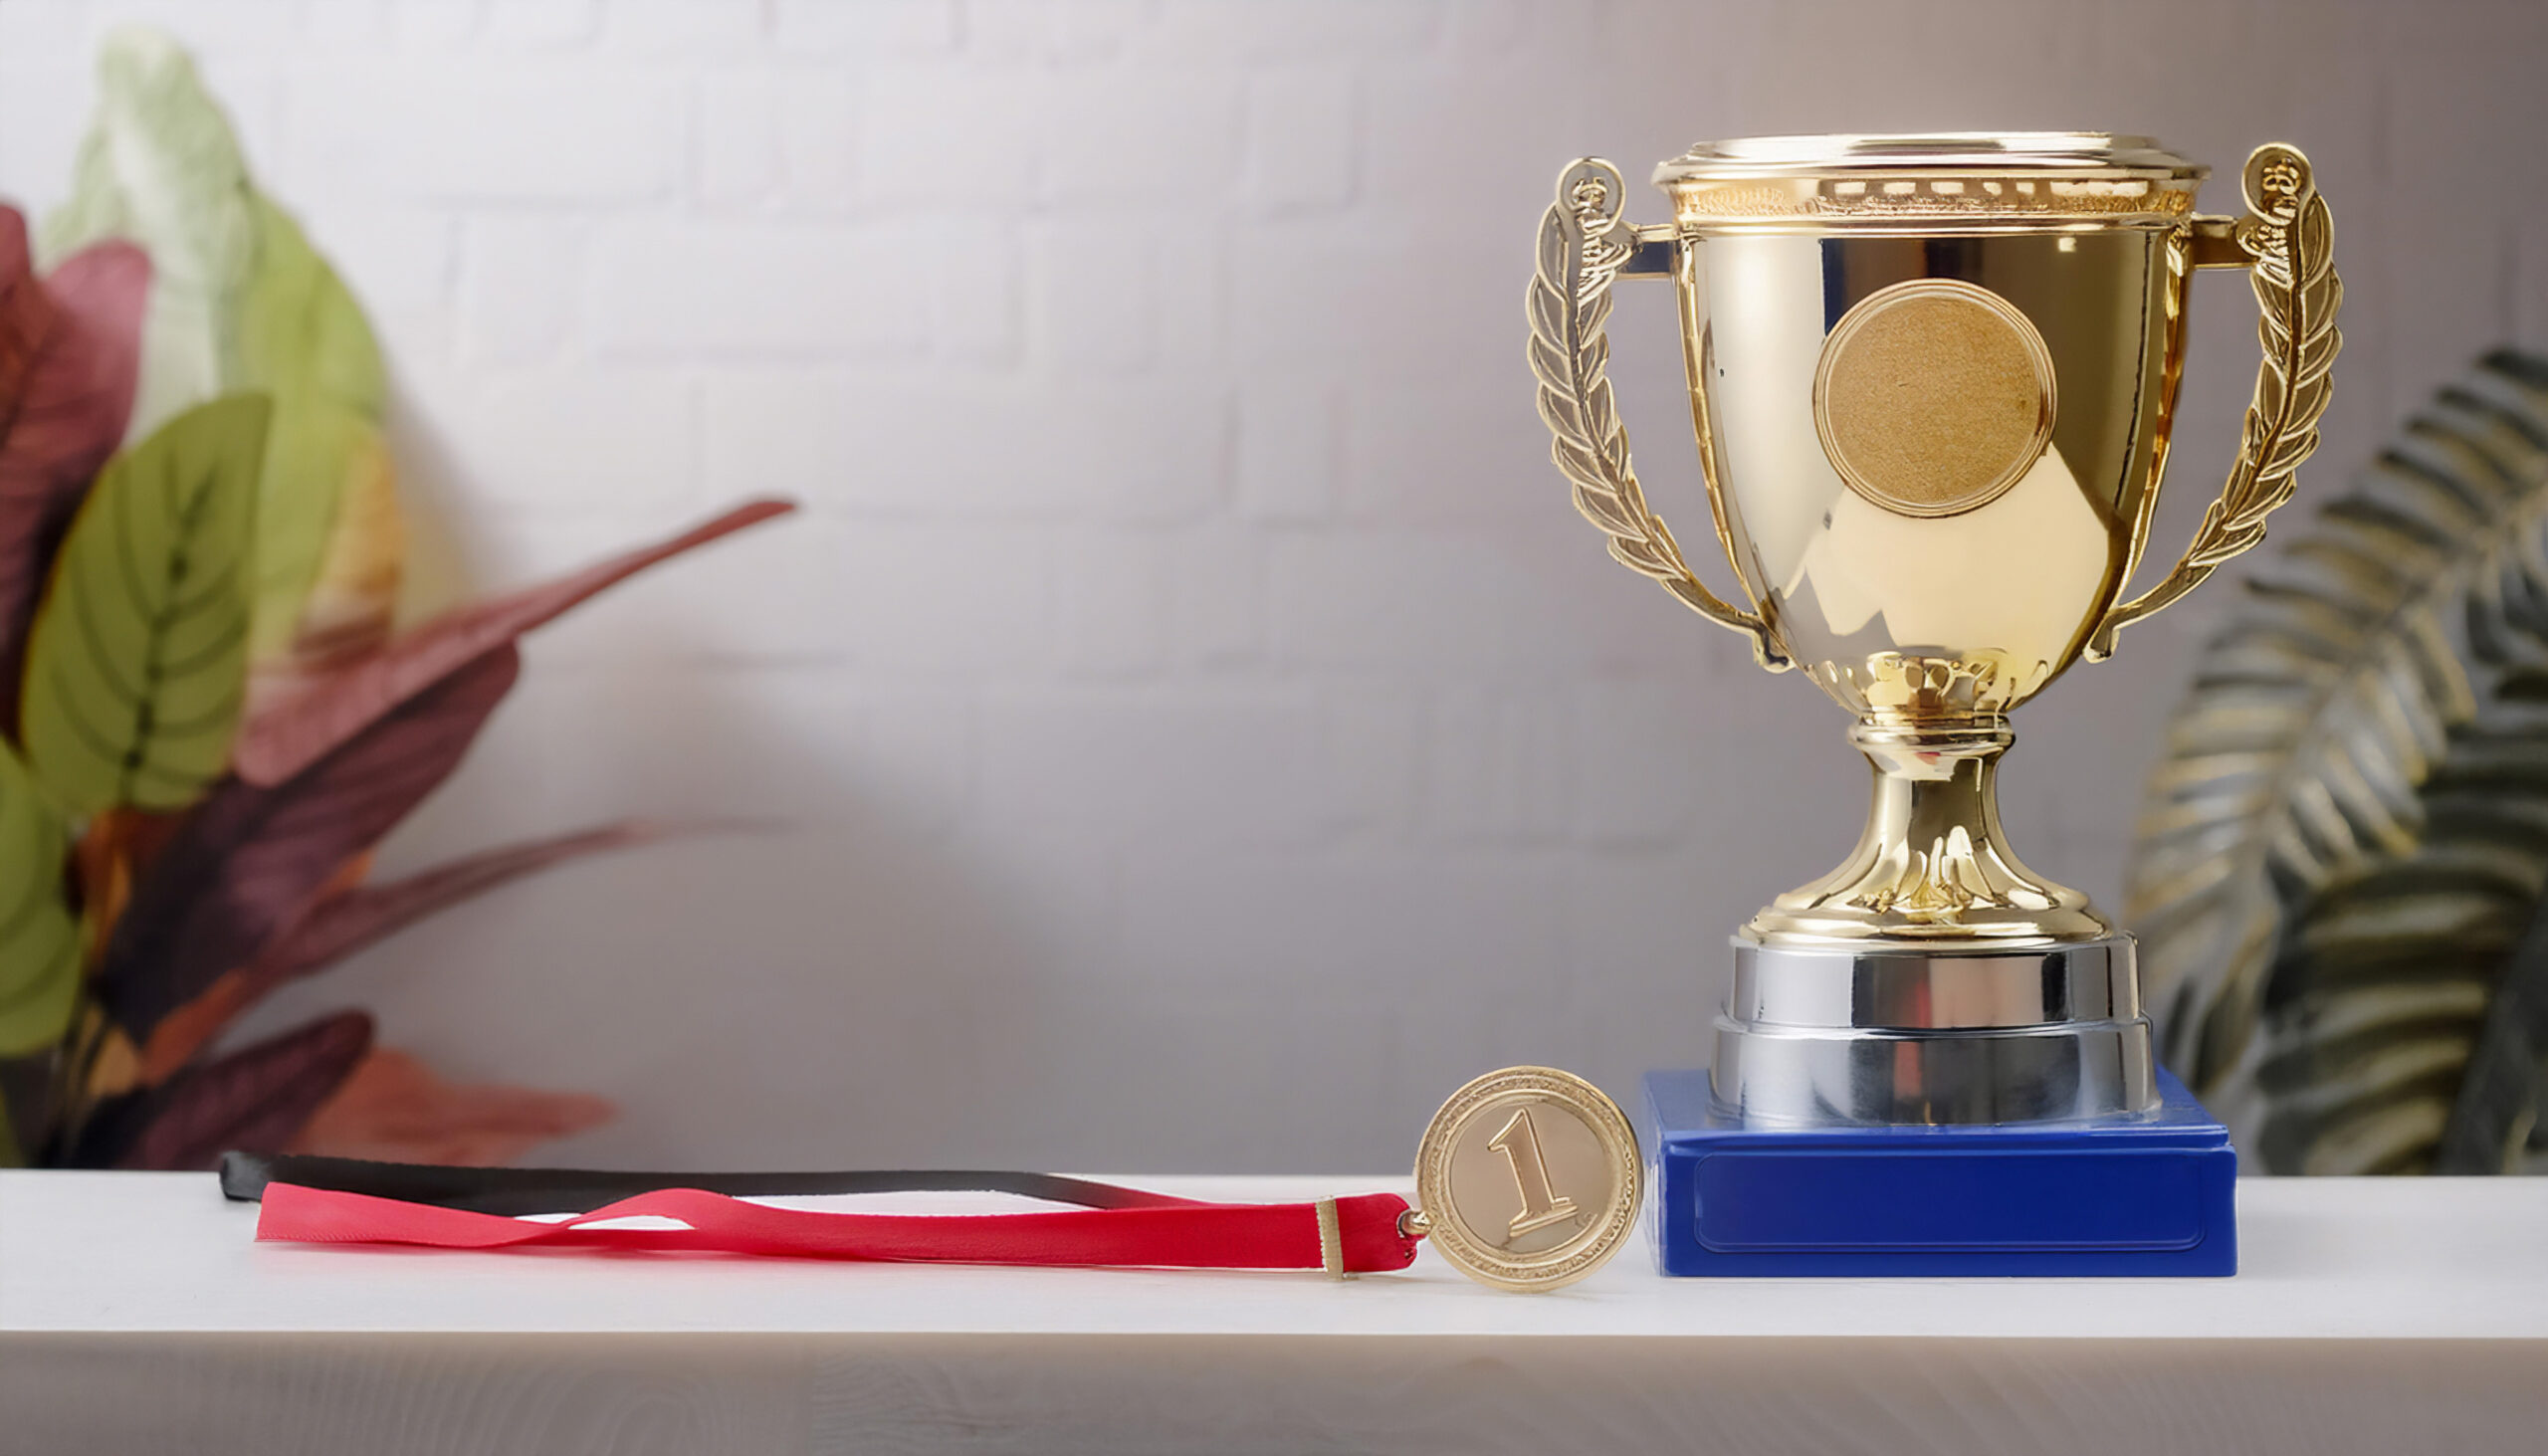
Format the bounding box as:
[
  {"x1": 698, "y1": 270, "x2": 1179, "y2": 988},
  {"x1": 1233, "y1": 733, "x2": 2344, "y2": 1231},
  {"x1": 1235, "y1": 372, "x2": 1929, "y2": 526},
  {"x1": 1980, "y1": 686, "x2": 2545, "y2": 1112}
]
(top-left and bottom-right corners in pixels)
[{"x1": 1531, "y1": 134, "x2": 2337, "y2": 1144}]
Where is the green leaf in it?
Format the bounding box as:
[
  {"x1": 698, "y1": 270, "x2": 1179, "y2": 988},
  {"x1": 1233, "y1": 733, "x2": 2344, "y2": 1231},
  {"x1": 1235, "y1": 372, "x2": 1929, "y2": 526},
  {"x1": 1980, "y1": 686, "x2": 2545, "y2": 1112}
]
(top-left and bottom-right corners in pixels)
[
  {"x1": 40, "y1": 28, "x2": 391, "y2": 664},
  {"x1": 38, "y1": 26, "x2": 256, "y2": 444},
  {"x1": 22, "y1": 395, "x2": 268, "y2": 815},
  {"x1": 0, "y1": 740, "x2": 79, "y2": 1056},
  {"x1": 233, "y1": 196, "x2": 387, "y2": 661}
]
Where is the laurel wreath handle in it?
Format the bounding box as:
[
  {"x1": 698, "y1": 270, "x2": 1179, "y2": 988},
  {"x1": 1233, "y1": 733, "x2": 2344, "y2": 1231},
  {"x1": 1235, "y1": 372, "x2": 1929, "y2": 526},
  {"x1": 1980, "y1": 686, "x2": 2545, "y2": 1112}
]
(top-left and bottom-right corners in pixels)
[
  {"x1": 1528, "y1": 158, "x2": 1790, "y2": 672},
  {"x1": 2087, "y1": 143, "x2": 2341, "y2": 661}
]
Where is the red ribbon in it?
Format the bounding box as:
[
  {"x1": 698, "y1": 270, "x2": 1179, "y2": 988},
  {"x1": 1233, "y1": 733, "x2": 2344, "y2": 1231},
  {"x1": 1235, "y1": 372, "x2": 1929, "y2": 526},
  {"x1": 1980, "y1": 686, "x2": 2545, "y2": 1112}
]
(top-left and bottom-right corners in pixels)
[{"x1": 257, "y1": 1182, "x2": 1422, "y2": 1274}]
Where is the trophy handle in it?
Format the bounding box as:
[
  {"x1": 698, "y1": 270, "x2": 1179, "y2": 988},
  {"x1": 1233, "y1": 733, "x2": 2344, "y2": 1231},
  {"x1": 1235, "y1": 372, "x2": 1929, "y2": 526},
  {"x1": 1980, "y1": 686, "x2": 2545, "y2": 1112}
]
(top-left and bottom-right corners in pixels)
[
  {"x1": 2085, "y1": 144, "x2": 2341, "y2": 662},
  {"x1": 1529, "y1": 158, "x2": 1791, "y2": 672}
]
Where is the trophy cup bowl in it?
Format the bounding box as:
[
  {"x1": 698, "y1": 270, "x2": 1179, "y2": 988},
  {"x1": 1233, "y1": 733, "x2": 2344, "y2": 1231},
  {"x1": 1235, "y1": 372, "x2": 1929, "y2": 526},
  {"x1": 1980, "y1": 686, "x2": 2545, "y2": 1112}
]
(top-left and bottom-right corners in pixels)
[{"x1": 1531, "y1": 133, "x2": 2338, "y2": 1165}]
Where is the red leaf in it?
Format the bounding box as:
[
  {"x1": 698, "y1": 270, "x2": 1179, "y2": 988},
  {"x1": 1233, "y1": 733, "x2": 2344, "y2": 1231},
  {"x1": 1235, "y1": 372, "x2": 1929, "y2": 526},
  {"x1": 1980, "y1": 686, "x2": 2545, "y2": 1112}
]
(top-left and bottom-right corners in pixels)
[
  {"x1": 0, "y1": 208, "x2": 49, "y2": 417},
  {"x1": 291, "y1": 1046, "x2": 614, "y2": 1166},
  {"x1": 137, "y1": 818, "x2": 722, "y2": 1081},
  {"x1": 95, "y1": 645, "x2": 522, "y2": 1041},
  {"x1": 271, "y1": 820, "x2": 719, "y2": 979},
  {"x1": 129, "y1": 851, "x2": 373, "y2": 1087},
  {"x1": 234, "y1": 498, "x2": 794, "y2": 786},
  {"x1": 0, "y1": 208, "x2": 148, "y2": 730},
  {"x1": 115, "y1": 1009, "x2": 374, "y2": 1170}
]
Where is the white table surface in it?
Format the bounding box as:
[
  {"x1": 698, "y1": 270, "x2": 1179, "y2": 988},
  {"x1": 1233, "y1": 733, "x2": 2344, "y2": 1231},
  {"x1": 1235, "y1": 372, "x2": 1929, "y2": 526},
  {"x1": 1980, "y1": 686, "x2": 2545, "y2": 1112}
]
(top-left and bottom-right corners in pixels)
[{"x1": 3, "y1": 1171, "x2": 2544, "y2": 1454}]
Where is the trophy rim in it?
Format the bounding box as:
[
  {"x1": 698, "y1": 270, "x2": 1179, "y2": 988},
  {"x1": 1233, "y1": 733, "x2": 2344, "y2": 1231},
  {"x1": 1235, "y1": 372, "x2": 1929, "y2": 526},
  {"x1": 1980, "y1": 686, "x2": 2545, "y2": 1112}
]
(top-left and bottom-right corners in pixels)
[{"x1": 1655, "y1": 131, "x2": 2208, "y2": 184}]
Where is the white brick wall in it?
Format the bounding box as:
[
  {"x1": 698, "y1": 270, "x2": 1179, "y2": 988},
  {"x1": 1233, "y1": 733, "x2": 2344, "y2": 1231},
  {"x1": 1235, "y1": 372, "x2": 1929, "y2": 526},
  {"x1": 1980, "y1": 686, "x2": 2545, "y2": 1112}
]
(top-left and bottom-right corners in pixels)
[{"x1": 2, "y1": 0, "x2": 2543, "y2": 1171}]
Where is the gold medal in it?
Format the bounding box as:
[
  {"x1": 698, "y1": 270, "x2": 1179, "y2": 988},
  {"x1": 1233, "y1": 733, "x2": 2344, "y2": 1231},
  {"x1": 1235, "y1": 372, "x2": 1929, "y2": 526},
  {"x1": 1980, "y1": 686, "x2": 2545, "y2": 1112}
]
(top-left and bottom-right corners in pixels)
[{"x1": 1405, "y1": 1066, "x2": 1641, "y2": 1292}]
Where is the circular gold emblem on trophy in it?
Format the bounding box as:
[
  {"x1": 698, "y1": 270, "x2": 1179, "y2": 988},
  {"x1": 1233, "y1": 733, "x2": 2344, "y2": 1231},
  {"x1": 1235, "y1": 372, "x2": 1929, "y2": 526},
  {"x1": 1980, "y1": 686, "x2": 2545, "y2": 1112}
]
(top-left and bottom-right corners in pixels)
[
  {"x1": 1812, "y1": 279, "x2": 2057, "y2": 519},
  {"x1": 1411, "y1": 1066, "x2": 1640, "y2": 1292}
]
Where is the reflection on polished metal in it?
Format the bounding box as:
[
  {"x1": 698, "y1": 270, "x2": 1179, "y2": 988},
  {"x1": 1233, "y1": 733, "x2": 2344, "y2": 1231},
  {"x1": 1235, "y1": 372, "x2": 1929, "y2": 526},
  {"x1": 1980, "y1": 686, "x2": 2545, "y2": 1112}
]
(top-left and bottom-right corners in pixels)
[
  {"x1": 1717, "y1": 936, "x2": 2156, "y2": 1125},
  {"x1": 1411, "y1": 1066, "x2": 1641, "y2": 1291},
  {"x1": 1528, "y1": 133, "x2": 2340, "y2": 1125}
]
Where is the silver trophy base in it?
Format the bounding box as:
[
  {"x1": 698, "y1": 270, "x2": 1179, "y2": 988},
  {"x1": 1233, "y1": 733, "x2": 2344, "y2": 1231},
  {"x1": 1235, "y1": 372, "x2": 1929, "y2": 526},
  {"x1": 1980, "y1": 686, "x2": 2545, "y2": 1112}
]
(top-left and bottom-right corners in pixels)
[{"x1": 1709, "y1": 934, "x2": 2160, "y2": 1127}]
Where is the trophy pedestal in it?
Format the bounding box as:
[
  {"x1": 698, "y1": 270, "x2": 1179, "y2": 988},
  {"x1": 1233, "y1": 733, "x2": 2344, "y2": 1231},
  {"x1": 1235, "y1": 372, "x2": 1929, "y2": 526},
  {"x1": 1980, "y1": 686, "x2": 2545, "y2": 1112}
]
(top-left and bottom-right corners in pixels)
[
  {"x1": 1646, "y1": 933, "x2": 2234, "y2": 1276},
  {"x1": 1640, "y1": 1066, "x2": 2236, "y2": 1277},
  {"x1": 1711, "y1": 934, "x2": 2161, "y2": 1125}
]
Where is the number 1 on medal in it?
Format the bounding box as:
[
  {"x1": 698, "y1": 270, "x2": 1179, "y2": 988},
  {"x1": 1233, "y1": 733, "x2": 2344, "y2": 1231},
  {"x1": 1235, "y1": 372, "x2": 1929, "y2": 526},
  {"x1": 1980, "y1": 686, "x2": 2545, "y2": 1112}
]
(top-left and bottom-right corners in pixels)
[{"x1": 1487, "y1": 1108, "x2": 1581, "y2": 1238}]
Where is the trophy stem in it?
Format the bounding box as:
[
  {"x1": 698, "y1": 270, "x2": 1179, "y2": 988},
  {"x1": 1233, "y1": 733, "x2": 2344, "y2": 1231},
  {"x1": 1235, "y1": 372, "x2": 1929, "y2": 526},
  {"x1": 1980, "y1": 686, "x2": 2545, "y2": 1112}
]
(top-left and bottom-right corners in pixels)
[{"x1": 1745, "y1": 716, "x2": 2113, "y2": 946}]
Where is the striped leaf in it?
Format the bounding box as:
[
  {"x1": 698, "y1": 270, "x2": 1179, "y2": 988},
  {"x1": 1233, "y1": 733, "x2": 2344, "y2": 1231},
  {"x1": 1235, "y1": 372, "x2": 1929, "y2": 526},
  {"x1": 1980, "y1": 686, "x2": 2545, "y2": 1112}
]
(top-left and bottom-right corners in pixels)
[
  {"x1": 21, "y1": 394, "x2": 267, "y2": 815},
  {"x1": 2129, "y1": 351, "x2": 2548, "y2": 1172}
]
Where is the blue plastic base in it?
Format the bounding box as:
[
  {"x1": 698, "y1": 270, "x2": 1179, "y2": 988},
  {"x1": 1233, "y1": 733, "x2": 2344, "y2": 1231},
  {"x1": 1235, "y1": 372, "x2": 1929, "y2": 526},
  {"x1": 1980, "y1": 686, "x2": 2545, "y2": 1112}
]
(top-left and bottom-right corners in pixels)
[{"x1": 1642, "y1": 1067, "x2": 2236, "y2": 1277}]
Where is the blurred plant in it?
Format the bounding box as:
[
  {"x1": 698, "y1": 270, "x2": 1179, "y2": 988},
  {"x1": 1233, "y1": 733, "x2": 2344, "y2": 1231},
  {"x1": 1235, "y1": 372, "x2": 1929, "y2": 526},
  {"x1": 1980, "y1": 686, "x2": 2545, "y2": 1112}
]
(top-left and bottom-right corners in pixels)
[
  {"x1": 0, "y1": 29, "x2": 791, "y2": 1169},
  {"x1": 2130, "y1": 351, "x2": 2548, "y2": 1174}
]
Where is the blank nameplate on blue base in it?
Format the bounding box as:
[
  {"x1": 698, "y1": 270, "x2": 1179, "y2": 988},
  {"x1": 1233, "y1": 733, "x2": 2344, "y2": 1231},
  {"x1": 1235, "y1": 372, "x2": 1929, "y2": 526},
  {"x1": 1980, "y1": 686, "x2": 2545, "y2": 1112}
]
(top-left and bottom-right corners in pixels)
[{"x1": 1641, "y1": 1068, "x2": 2236, "y2": 1277}]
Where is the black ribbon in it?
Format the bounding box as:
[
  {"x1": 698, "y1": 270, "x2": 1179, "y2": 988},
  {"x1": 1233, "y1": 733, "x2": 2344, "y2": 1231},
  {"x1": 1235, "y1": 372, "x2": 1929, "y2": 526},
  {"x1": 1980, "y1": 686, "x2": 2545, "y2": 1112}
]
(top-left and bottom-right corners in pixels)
[{"x1": 219, "y1": 1152, "x2": 1187, "y2": 1217}]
